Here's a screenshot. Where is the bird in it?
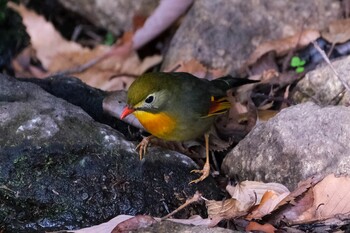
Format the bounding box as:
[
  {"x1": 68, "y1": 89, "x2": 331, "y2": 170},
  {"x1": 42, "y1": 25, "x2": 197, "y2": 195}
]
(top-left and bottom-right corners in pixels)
[{"x1": 121, "y1": 72, "x2": 257, "y2": 184}]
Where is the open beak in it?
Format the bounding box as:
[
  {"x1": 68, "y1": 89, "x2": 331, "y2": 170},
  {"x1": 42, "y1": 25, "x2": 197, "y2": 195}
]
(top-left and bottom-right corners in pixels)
[{"x1": 120, "y1": 106, "x2": 135, "y2": 119}]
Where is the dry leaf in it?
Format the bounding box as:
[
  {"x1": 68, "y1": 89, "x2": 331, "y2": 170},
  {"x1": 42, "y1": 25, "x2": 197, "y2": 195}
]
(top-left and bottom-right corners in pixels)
[
  {"x1": 8, "y1": 2, "x2": 85, "y2": 69},
  {"x1": 210, "y1": 181, "x2": 290, "y2": 221},
  {"x1": 246, "y1": 221, "x2": 276, "y2": 233},
  {"x1": 322, "y1": 19, "x2": 350, "y2": 44},
  {"x1": 71, "y1": 215, "x2": 134, "y2": 233},
  {"x1": 112, "y1": 215, "x2": 157, "y2": 233},
  {"x1": 246, "y1": 30, "x2": 320, "y2": 67},
  {"x1": 274, "y1": 175, "x2": 322, "y2": 211},
  {"x1": 247, "y1": 190, "x2": 290, "y2": 220},
  {"x1": 10, "y1": 2, "x2": 162, "y2": 91},
  {"x1": 206, "y1": 198, "x2": 253, "y2": 220},
  {"x1": 292, "y1": 174, "x2": 350, "y2": 222},
  {"x1": 164, "y1": 58, "x2": 227, "y2": 79},
  {"x1": 226, "y1": 180, "x2": 290, "y2": 205},
  {"x1": 266, "y1": 175, "x2": 323, "y2": 224},
  {"x1": 257, "y1": 110, "x2": 279, "y2": 121}
]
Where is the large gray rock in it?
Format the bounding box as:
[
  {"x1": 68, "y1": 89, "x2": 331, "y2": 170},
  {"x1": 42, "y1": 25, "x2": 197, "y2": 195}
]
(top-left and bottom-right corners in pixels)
[
  {"x1": 222, "y1": 102, "x2": 350, "y2": 189},
  {"x1": 0, "y1": 75, "x2": 221, "y2": 232},
  {"x1": 58, "y1": 0, "x2": 159, "y2": 36},
  {"x1": 162, "y1": 0, "x2": 340, "y2": 73}
]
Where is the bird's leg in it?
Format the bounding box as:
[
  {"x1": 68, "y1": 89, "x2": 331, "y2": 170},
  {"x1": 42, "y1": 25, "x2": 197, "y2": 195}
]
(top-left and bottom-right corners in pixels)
[
  {"x1": 136, "y1": 135, "x2": 155, "y2": 160},
  {"x1": 189, "y1": 133, "x2": 211, "y2": 184}
]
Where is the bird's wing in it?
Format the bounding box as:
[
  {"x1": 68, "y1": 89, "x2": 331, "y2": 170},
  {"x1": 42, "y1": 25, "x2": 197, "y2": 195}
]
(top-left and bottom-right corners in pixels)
[{"x1": 201, "y1": 96, "x2": 230, "y2": 118}]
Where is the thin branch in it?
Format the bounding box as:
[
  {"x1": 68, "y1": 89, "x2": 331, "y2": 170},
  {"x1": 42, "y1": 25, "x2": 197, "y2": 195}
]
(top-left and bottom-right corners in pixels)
[
  {"x1": 161, "y1": 191, "x2": 202, "y2": 220},
  {"x1": 312, "y1": 41, "x2": 350, "y2": 93}
]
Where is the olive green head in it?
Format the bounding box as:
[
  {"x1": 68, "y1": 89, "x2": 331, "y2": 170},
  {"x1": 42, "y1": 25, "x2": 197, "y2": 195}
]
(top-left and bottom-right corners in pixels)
[{"x1": 126, "y1": 72, "x2": 175, "y2": 112}]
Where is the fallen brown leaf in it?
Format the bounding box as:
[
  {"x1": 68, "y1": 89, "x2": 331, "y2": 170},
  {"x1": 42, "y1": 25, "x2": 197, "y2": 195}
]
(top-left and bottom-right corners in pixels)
[
  {"x1": 265, "y1": 175, "x2": 323, "y2": 224},
  {"x1": 10, "y1": 2, "x2": 162, "y2": 91},
  {"x1": 164, "y1": 58, "x2": 227, "y2": 79},
  {"x1": 257, "y1": 110, "x2": 279, "y2": 121},
  {"x1": 322, "y1": 18, "x2": 350, "y2": 44},
  {"x1": 292, "y1": 174, "x2": 350, "y2": 222},
  {"x1": 245, "y1": 30, "x2": 320, "y2": 67},
  {"x1": 246, "y1": 221, "x2": 276, "y2": 233},
  {"x1": 246, "y1": 190, "x2": 290, "y2": 220},
  {"x1": 274, "y1": 175, "x2": 322, "y2": 211},
  {"x1": 112, "y1": 215, "x2": 157, "y2": 233}
]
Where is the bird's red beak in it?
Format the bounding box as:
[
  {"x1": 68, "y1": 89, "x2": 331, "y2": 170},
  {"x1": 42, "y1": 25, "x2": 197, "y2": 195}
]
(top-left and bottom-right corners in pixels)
[{"x1": 120, "y1": 106, "x2": 135, "y2": 119}]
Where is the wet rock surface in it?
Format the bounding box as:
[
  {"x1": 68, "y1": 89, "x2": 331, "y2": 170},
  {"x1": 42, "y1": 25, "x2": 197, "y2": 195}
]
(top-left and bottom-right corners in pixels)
[
  {"x1": 222, "y1": 102, "x2": 350, "y2": 189},
  {"x1": 0, "y1": 75, "x2": 222, "y2": 232}
]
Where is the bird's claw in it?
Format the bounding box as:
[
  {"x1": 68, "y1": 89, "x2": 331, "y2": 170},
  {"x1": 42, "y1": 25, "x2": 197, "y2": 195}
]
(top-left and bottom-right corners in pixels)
[
  {"x1": 135, "y1": 136, "x2": 153, "y2": 160},
  {"x1": 189, "y1": 163, "x2": 210, "y2": 184}
]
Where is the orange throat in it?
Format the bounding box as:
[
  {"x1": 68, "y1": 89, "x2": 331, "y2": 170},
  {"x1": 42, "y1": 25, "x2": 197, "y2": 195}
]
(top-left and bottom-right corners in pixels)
[{"x1": 133, "y1": 110, "x2": 176, "y2": 140}]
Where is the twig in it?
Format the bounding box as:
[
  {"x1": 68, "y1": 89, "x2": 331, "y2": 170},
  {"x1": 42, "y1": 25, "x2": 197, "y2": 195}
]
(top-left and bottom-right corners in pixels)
[
  {"x1": 161, "y1": 191, "x2": 202, "y2": 220},
  {"x1": 53, "y1": 51, "x2": 113, "y2": 76},
  {"x1": 312, "y1": 41, "x2": 350, "y2": 93}
]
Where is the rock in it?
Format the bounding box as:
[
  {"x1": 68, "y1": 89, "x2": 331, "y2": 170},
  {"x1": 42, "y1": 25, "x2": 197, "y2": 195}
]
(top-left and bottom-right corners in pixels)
[
  {"x1": 58, "y1": 0, "x2": 159, "y2": 36},
  {"x1": 292, "y1": 55, "x2": 350, "y2": 106},
  {"x1": 221, "y1": 102, "x2": 350, "y2": 189},
  {"x1": 18, "y1": 76, "x2": 141, "y2": 140},
  {"x1": 162, "y1": 0, "x2": 340, "y2": 73},
  {"x1": 0, "y1": 75, "x2": 222, "y2": 232}
]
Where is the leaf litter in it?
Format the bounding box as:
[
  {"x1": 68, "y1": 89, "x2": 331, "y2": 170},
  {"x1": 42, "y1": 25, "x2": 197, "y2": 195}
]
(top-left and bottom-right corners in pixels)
[
  {"x1": 9, "y1": 2, "x2": 162, "y2": 91},
  {"x1": 70, "y1": 174, "x2": 350, "y2": 232}
]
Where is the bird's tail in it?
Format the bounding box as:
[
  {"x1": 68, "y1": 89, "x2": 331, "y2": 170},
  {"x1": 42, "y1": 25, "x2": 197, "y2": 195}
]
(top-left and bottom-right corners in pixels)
[{"x1": 211, "y1": 75, "x2": 259, "y2": 91}]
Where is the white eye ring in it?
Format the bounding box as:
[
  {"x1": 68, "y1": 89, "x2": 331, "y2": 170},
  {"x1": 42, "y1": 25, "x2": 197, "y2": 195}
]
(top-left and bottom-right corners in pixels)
[{"x1": 145, "y1": 94, "x2": 155, "y2": 104}]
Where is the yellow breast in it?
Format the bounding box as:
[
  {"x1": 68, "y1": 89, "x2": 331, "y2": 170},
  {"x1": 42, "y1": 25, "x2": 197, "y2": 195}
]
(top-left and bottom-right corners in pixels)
[{"x1": 133, "y1": 111, "x2": 176, "y2": 140}]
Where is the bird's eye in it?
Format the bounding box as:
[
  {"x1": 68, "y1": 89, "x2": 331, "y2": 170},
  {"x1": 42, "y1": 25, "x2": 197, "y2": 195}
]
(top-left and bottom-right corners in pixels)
[{"x1": 145, "y1": 95, "x2": 154, "y2": 104}]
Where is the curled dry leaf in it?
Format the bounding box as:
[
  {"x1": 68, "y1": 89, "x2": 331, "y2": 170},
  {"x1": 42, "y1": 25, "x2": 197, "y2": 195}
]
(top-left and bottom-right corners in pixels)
[
  {"x1": 322, "y1": 18, "x2": 350, "y2": 44},
  {"x1": 246, "y1": 190, "x2": 290, "y2": 220},
  {"x1": 226, "y1": 180, "x2": 290, "y2": 205},
  {"x1": 206, "y1": 198, "x2": 253, "y2": 221},
  {"x1": 245, "y1": 29, "x2": 320, "y2": 67},
  {"x1": 206, "y1": 181, "x2": 289, "y2": 222}
]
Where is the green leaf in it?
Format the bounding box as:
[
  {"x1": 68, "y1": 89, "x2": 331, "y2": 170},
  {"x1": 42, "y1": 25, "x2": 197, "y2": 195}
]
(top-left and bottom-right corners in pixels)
[
  {"x1": 291, "y1": 56, "x2": 301, "y2": 67},
  {"x1": 290, "y1": 56, "x2": 306, "y2": 68},
  {"x1": 104, "y1": 32, "x2": 116, "y2": 46},
  {"x1": 295, "y1": 66, "x2": 305, "y2": 73}
]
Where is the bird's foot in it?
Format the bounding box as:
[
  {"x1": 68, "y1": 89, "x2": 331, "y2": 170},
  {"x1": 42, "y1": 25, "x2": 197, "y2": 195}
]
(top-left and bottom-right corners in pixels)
[
  {"x1": 136, "y1": 135, "x2": 154, "y2": 160},
  {"x1": 189, "y1": 162, "x2": 210, "y2": 184}
]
